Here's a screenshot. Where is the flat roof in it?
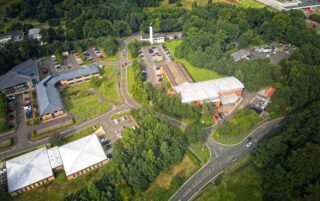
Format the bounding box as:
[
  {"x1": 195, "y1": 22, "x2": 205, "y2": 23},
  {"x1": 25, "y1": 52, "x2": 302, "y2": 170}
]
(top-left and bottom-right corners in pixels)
[
  {"x1": 58, "y1": 134, "x2": 107, "y2": 176},
  {"x1": 36, "y1": 65, "x2": 99, "y2": 115},
  {"x1": 164, "y1": 62, "x2": 192, "y2": 86},
  {"x1": 6, "y1": 148, "x2": 54, "y2": 193},
  {"x1": 174, "y1": 77, "x2": 244, "y2": 103},
  {"x1": 0, "y1": 59, "x2": 39, "y2": 90},
  {"x1": 47, "y1": 146, "x2": 63, "y2": 169}
]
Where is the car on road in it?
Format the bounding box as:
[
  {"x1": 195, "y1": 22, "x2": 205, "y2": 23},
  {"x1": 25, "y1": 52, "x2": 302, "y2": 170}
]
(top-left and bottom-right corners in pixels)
[{"x1": 246, "y1": 141, "x2": 253, "y2": 147}]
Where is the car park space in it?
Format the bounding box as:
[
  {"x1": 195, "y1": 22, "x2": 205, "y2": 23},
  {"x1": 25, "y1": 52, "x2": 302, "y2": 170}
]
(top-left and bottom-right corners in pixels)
[{"x1": 7, "y1": 96, "x2": 16, "y2": 129}]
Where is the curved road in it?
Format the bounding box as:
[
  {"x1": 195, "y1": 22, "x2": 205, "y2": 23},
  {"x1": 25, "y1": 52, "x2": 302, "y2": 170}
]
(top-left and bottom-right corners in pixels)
[{"x1": 169, "y1": 118, "x2": 287, "y2": 201}]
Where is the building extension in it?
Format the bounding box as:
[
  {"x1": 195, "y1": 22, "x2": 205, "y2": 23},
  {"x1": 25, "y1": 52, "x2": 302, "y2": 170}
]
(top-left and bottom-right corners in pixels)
[
  {"x1": 6, "y1": 134, "x2": 108, "y2": 197},
  {"x1": 36, "y1": 65, "x2": 100, "y2": 121},
  {"x1": 0, "y1": 59, "x2": 39, "y2": 95},
  {"x1": 174, "y1": 76, "x2": 244, "y2": 107}
]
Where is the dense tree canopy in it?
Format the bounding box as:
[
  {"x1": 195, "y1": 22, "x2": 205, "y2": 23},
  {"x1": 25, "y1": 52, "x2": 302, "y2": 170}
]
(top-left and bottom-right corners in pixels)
[{"x1": 252, "y1": 101, "x2": 320, "y2": 201}]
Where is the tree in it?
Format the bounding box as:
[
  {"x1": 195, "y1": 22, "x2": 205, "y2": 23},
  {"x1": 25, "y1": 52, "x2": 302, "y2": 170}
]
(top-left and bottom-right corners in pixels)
[
  {"x1": 185, "y1": 122, "x2": 206, "y2": 144},
  {"x1": 102, "y1": 37, "x2": 119, "y2": 56},
  {"x1": 90, "y1": 76, "x2": 104, "y2": 88},
  {"x1": 49, "y1": 132, "x2": 64, "y2": 146}
]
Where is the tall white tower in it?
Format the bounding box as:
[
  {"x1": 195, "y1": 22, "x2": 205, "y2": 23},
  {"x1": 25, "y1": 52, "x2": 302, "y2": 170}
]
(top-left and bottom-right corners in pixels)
[{"x1": 149, "y1": 25, "x2": 153, "y2": 44}]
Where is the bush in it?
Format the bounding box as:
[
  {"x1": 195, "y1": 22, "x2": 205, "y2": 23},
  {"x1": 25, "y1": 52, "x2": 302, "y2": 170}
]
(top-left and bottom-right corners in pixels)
[
  {"x1": 49, "y1": 132, "x2": 64, "y2": 146},
  {"x1": 309, "y1": 14, "x2": 320, "y2": 23}
]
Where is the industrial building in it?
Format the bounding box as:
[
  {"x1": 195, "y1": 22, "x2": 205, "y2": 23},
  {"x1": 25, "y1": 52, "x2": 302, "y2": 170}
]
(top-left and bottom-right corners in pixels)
[
  {"x1": 162, "y1": 62, "x2": 193, "y2": 86},
  {"x1": 174, "y1": 76, "x2": 244, "y2": 107},
  {"x1": 140, "y1": 25, "x2": 165, "y2": 44},
  {"x1": 0, "y1": 59, "x2": 40, "y2": 96},
  {"x1": 6, "y1": 134, "x2": 108, "y2": 197},
  {"x1": 36, "y1": 65, "x2": 100, "y2": 121}
]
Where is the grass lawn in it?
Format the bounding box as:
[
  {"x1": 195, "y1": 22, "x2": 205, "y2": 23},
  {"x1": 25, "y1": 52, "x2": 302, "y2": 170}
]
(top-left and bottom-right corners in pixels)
[
  {"x1": 100, "y1": 65, "x2": 123, "y2": 103},
  {"x1": 127, "y1": 64, "x2": 135, "y2": 93},
  {"x1": 165, "y1": 40, "x2": 222, "y2": 82},
  {"x1": 63, "y1": 124, "x2": 100, "y2": 143},
  {"x1": 213, "y1": 108, "x2": 262, "y2": 144},
  {"x1": 74, "y1": 103, "x2": 109, "y2": 123},
  {"x1": 138, "y1": 152, "x2": 200, "y2": 201},
  {"x1": 161, "y1": 0, "x2": 265, "y2": 9},
  {"x1": 62, "y1": 82, "x2": 100, "y2": 116},
  {"x1": 190, "y1": 144, "x2": 210, "y2": 163},
  {"x1": 101, "y1": 49, "x2": 120, "y2": 62},
  {"x1": 194, "y1": 158, "x2": 263, "y2": 201}
]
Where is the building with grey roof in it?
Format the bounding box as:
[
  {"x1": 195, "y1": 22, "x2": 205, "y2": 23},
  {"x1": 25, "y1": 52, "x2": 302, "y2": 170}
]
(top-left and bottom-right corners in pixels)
[
  {"x1": 0, "y1": 59, "x2": 39, "y2": 95},
  {"x1": 0, "y1": 30, "x2": 24, "y2": 47},
  {"x1": 36, "y1": 65, "x2": 100, "y2": 121}
]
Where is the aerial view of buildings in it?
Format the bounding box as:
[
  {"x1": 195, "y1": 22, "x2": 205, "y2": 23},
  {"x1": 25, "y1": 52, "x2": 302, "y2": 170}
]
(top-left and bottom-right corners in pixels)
[{"x1": 0, "y1": 1, "x2": 320, "y2": 201}]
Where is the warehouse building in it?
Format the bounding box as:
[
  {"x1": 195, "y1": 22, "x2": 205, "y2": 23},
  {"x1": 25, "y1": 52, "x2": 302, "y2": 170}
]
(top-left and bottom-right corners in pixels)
[
  {"x1": 36, "y1": 65, "x2": 100, "y2": 121},
  {"x1": 174, "y1": 76, "x2": 244, "y2": 107},
  {"x1": 0, "y1": 59, "x2": 39, "y2": 96},
  {"x1": 6, "y1": 134, "x2": 108, "y2": 196}
]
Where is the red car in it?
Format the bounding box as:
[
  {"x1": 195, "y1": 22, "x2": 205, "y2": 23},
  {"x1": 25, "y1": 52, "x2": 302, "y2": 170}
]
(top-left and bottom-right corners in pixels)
[{"x1": 213, "y1": 114, "x2": 220, "y2": 121}]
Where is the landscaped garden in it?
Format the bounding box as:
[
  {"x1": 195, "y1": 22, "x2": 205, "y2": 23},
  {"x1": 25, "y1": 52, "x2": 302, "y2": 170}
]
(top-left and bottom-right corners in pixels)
[
  {"x1": 165, "y1": 40, "x2": 222, "y2": 82},
  {"x1": 60, "y1": 65, "x2": 122, "y2": 123}
]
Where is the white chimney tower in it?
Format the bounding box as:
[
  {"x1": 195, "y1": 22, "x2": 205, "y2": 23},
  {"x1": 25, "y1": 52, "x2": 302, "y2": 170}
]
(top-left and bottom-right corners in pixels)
[{"x1": 149, "y1": 25, "x2": 153, "y2": 44}]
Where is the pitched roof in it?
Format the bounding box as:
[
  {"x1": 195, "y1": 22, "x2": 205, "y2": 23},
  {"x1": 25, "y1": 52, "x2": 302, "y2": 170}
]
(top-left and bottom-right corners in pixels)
[
  {"x1": 36, "y1": 65, "x2": 99, "y2": 115},
  {"x1": 0, "y1": 30, "x2": 24, "y2": 42},
  {"x1": 58, "y1": 134, "x2": 107, "y2": 176},
  {"x1": 6, "y1": 148, "x2": 54, "y2": 193},
  {"x1": 0, "y1": 59, "x2": 39, "y2": 90},
  {"x1": 174, "y1": 77, "x2": 244, "y2": 103}
]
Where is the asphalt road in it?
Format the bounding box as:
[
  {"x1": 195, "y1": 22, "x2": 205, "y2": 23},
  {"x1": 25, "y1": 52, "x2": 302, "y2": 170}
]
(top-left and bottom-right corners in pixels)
[{"x1": 169, "y1": 118, "x2": 287, "y2": 201}]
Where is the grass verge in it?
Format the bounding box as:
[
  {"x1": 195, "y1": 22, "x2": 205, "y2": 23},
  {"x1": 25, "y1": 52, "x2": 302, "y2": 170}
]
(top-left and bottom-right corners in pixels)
[
  {"x1": 63, "y1": 124, "x2": 100, "y2": 144},
  {"x1": 0, "y1": 138, "x2": 14, "y2": 151},
  {"x1": 74, "y1": 103, "x2": 109, "y2": 123},
  {"x1": 101, "y1": 50, "x2": 120, "y2": 62},
  {"x1": 190, "y1": 143, "x2": 210, "y2": 163}
]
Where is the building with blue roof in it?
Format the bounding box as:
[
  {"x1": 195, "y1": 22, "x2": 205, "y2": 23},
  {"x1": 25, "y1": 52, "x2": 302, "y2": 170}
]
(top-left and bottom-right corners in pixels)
[
  {"x1": 0, "y1": 59, "x2": 40, "y2": 95},
  {"x1": 36, "y1": 65, "x2": 100, "y2": 121}
]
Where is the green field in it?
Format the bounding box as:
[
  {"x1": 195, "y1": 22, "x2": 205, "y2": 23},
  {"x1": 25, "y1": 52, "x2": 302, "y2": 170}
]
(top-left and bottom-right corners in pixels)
[
  {"x1": 194, "y1": 160, "x2": 263, "y2": 201},
  {"x1": 63, "y1": 124, "x2": 100, "y2": 143},
  {"x1": 165, "y1": 40, "x2": 222, "y2": 82}
]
